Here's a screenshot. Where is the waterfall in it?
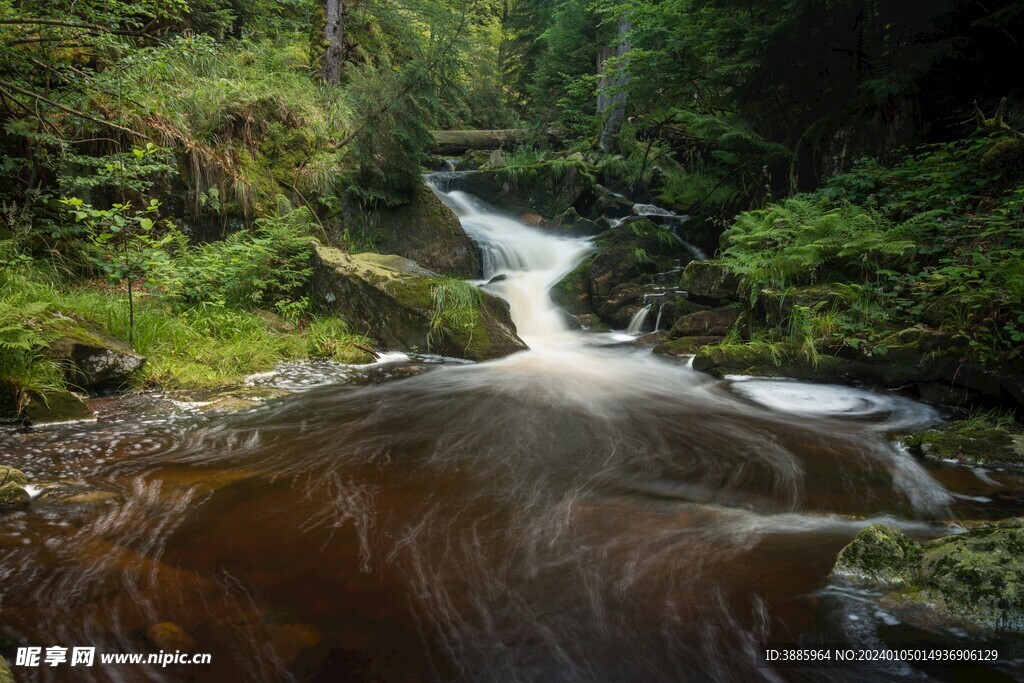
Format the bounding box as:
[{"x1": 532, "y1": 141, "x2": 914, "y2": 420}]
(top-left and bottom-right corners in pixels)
[
  {"x1": 625, "y1": 304, "x2": 652, "y2": 335},
  {"x1": 428, "y1": 182, "x2": 593, "y2": 347}
]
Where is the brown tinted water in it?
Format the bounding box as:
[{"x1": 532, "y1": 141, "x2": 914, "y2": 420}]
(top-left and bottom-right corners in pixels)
[{"x1": 1, "y1": 187, "x2": 1022, "y2": 682}]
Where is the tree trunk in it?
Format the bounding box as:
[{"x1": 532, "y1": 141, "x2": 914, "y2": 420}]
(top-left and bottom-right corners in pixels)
[
  {"x1": 598, "y1": 16, "x2": 631, "y2": 153},
  {"x1": 322, "y1": 0, "x2": 344, "y2": 86}
]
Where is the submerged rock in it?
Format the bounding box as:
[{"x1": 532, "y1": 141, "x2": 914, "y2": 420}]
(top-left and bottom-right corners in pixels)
[
  {"x1": 312, "y1": 245, "x2": 527, "y2": 361},
  {"x1": 146, "y1": 622, "x2": 197, "y2": 652},
  {"x1": 831, "y1": 521, "x2": 1024, "y2": 632}
]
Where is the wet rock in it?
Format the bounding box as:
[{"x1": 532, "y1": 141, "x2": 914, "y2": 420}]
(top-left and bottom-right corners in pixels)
[
  {"x1": 550, "y1": 207, "x2": 601, "y2": 236},
  {"x1": 905, "y1": 421, "x2": 1024, "y2": 467},
  {"x1": 653, "y1": 335, "x2": 724, "y2": 357},
  {"x1": 670, "y1": 305, "x2": 741, "y2": 338},
  {"x1": 46, "y1": 319, "x2": 145, "y2": 391},
  {"x1": 29, "y1": 480, "x2": 123, "y2": 507},
  {"x1": 519, "y1": 211, "x2": 544, "y2": 226},
  {"x1": 579, "y1": 184, "x2": 634, "y2": 221},
  {"x1": 22, "y1": 389, "x2": 93, "y2": 426},
  {"x1": 598, "y1": 283, "x2": 646, "y2": 329},
  {"x1": 551, "y1": 256, "x2": 595, "y2": 315},
  {"x1": 333, "y1": 185, "x2": 481, "y2": 278},
  {"x1": 461, "y1": 159, "x2": 594, "y2": 219},
  {"x1": 0, "y1": 466, "x2": 27, "y2": 488},
  {"x1": 832, "y1": 521, "x2": 1024, "y2": 632},
  {"x1": 147, "y1": 622, "x2": 197, "y2": 652},
  {"x1": 312, "y1": 246, "x2": 527, "y2": 361},
  {"x1": 0, "y1": 481, "x2": 30, "y2": 511},
  {"x1": 678, "y1": 260, "x2": 741, "y2": 302},
  {"x1": 832, "y1": 524, "x2": 923, "y2": 588}
]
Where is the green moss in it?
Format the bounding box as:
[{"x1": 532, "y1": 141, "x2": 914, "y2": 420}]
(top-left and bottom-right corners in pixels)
[
  {"x1": 551, "y1": 256, "x2": 595, "y2": 315},
  {"x1": 653, "y1": 336, "x2": 724, "y2": 357},
  {"x1": 833, "y1": 524, "x2": 923, "y2": 587},
  {"x1": 0, "y1": 482, "x2": 30, "y2": 511},
  {"x1": 23, "y1": 389, "x2": 93, "y2": 425},
  {"x1": 905, "y1": 421, "x2": 1024, "y2": 467},
  {"x1": 0, "y1": 466, "x2": 27, "y2": 488}
]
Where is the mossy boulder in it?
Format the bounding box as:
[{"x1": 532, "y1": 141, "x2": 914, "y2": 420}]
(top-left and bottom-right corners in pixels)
[
  {"x1": 311, "y1": 245, "x2": 526, "y2": 361},
  {"x1": 757, "y1": 285, "x2": 851, "y2": 328},
  {"x1": 576, "y1": 184, "x2": 634, "y2": 221},
  {"x1": 904, "y1": 421, "x2": 1024, "y2": 467},
  {"x1": 45, "y1": 318, "x2": 145, "y2": 391},
  {"x1": 335, "y1": 185, "x2": 481, "y2": 277},
  {"x1": 0, "y1": 656, "x2": 13, "y2": 683},
  {"x1": 679, "y1": 260, "x2": 741, "y2": 302},
  {"x1": 832, "y1": 524, "x2": 923, "y2": 588},
  {"x1": 833, "y1": 521, "x2": 1024, "y2": 632},
  {"x1": 669, "y1": 305, "x2": 741, "y2": 338},
  {"x1": 981, "y1": 136, "x2": 1024, "y2": 181},
  {"x1": 0, "y1": 466, "x2": 30, "y2": 511},
  {"x1": 551, "y1": 256, "x2": 596, "y2": 316},
  {"x1": 22, "y1": 390, "x2": 93, "y2": 426},
  {"x1": 0, "y1": 466, "x2": 28, "y2": 489},
  {"x1": 653, "y1": 335, "x2": 724, "y2": 357},
  {"x1": 461, "y1": 159, "x2": 594, "y2": 219},
  {"x1": 549, "y1": 207, "x2": 601, "y2": 237}
]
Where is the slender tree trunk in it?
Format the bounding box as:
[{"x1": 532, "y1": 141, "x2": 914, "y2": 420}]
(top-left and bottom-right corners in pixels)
[
  {"x1": 599, "y1": 16, "x2": 631, "y2": 153},
  {"x1": 322, "y1": 0, "x2": 344, "y2": 86}
]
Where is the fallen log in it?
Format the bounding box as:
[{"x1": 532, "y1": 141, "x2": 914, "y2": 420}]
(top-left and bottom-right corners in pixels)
[{"x1": 428, "y1": 129, "x2": 533, "y2": 155}]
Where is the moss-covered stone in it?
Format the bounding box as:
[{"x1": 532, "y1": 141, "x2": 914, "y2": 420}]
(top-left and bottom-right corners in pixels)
[
  {"x1": 0, "y1": 654, "x2": 14, "y2": 683},
  {"x1": 22, "y1": 390, "x2": 93, "y2": 426},
  {"x1": 757, "y1": 285, "x2": 851, "y2": 328},
  {"x1": 832, "y1": 524, "x2": 923, "y2": 587},
  {"x1": 311, "y1": 245, "x2": 527, "y2": 361},
  {"x1": 981, "y1": 136, "x2": 1024, "y2": 181},
  {"x1": 679, "y1": 260, "x2": 741, "y2": 301},
  {"x1": 0, "y1": 481, "x2": 30, "y2": 511},
  {"x1": 551, "y1": 256, "x2": 595, "y2": 315},
  {"x1": 45, "y1": 317, "x2": 145, "y2": 391},
  {"x1": 914, "y1": 525, "x2": 1024, "y2": 631},
  {"x1": 0, "y1": 466, "x2": 27, "y2": 488},
  {"x1": 333, "y1": 185, "x2": 481, "y2": 277},
  {"x1": 832, "y1": 521, "x2": 1024, "y2": 632},
  {"x1": 461, "y1": 159, "x2": 595, "y2": 219},
  {"x1": 669, "y1": 305, "x2": 741, "y2": 338},
  {"x1": 904, "y1": 421, "x2": 1024, "y2": 467},
  {"x1": 653, "y1": 335, "x2": 724, "y2": 357}
]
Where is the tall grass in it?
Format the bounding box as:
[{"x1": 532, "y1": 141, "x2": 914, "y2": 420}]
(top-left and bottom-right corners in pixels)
[{"x1": 429, "y1": 279, "x2": 482, "y2": 351}]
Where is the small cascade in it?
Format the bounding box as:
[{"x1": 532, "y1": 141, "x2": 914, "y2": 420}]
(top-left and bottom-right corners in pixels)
[
  {"x1": 630, "y1": 202, "x2": 708, "y2": 260},
  {"x1": 653, "y1": 301, "x2": 665, "y2": 332},
  {"x1": 625, "y1": 304, "x2": 652, "y2": 335},
  {"x1": 427, "y1": 178, "x2": 594, "y2": 347}
]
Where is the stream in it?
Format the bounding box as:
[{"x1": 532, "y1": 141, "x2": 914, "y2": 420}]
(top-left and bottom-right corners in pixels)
[{"x1": 2, "y1": 184, "x2": 1023, "y2": 682}]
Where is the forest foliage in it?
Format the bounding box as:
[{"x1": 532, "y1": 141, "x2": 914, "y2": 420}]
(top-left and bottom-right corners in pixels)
[{"x1": 1, "y1": 0, "x2": 1023, "y2": 399}]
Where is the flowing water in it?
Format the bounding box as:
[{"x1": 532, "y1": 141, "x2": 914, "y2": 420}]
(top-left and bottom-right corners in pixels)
[{"x1": 2, "y1": 186, "x2": 1024, "y2": 682}]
